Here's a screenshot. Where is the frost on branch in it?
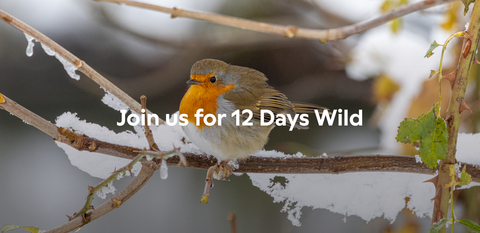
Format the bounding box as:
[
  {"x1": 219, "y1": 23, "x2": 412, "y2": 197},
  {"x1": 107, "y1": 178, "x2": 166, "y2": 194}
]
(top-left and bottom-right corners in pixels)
[
  {"x1": 96, "y1": 181, "x2": 116, "y2": 199},
  {"x1": 160, "y1": 160, "x2": 168, "y2": 180},
  {"x1": 24, "y1": 34, "x2": 81, "y2": 80},
  {"x1": 24, "y1": 33, "x2": 36, "y2": 57}
]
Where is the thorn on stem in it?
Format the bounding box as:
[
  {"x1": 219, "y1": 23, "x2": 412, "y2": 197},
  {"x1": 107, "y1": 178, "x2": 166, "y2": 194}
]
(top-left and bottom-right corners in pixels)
[
  {"x1": 441, "y1": 69, "x2": 457, "y2": 89},
  {"x1": 459, "y1": 100, "x2": 472, "y2": 113},
  {"x1": 87, "y1": 186, "x2": 94, "y2": 195},
  {"x1": 475, "y1": 57, "x2": 480, "y2": 65},
  {"x1": 423, "y1": 175, "x2": 438, "y2": 186}
]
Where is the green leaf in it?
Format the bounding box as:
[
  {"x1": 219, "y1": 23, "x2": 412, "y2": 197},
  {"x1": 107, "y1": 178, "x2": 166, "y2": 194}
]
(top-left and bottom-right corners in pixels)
[
  {"x1": 458, "y1": 167, "x2": 472, "y2": 186},
  {"x1": 461, "y1": 0, "x2": 475, "y2": 15},
  {"x1": 396, "y1": 104, "x2": 448, "y2": 168},
  {"x1": 425, "y1": 40, "x2": 442, "y2": 58},
  {"x1": 429, "y1": 219, "x2": 448, "y2": 233},
  {"x1": 458, "y1": 219, "x2": 480, "y2": 233},
  {"x1": 2, "y1": 225, "x2": 39, "y2": 233}
]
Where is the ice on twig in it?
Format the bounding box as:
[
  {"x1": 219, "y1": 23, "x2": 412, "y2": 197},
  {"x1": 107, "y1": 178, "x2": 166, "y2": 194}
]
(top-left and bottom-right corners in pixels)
[
  {"x1": 101, "y1": 90, "x2": 129, "y2": 111},
  {"x1": 24, "y1": 33, "x2": 36, "y2": 57},
  {"x1": 24, "y1": 34, "x2": 80, "y2": 80},
  {"x1": 38, "y1": 42, "x2": 80, "y2": 80},
  {"x1": 96, "y1": 181, "x2": 116, "y2": 199},
  {"x1": 160, "y1": 160, "x2": 168, "y2": 179},
  {"x1": 55, "y1": 55, "x2": 80, "y2": 80},
  {"x1": 40, "y1": 43, "x2": 56, "y2": 56}
]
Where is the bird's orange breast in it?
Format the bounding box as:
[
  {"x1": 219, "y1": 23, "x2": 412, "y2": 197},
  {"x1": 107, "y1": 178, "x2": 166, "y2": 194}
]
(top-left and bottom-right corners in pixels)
[{"x1": 179, "y1": 75, "x2": 234, "y2": 128}]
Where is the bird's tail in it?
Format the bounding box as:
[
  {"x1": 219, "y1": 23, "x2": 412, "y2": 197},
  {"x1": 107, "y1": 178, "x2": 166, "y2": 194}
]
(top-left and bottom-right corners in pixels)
[
  {"x1": 292, "y1": 102, "x2": 329, "y2": 114},
  {"x1": 289, "y1": 102, "x2": 330, "y2": 130}
]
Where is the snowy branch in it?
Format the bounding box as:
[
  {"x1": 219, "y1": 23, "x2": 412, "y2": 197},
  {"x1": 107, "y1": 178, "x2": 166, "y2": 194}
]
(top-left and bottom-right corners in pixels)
[
  {"x1": 44, "y1": 163, "x2": 156, "y2": 233},
  {"x1": 0, "y1": 9, "x2": 162, "y2": 123},
  {"x1": 3, "y1": 93, "x2": 480, "y2": 182},
  {"x1": 94, "y1": 0, "x2": 455, "y2": 42}
]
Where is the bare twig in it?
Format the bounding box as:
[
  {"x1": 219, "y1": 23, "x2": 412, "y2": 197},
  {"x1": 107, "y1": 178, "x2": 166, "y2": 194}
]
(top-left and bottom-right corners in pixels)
[
  {"x1": 201, "y1": 166, "x2": 215, "y2": 204},
  {"x1": 45, "y1": 163, "x2": 156, "y2": 233},
  {"x1": 140, "y1": 95, "x2": 159, "y2": 151},
  {"x1": 68, "y1": 152, "x2": 147, "y2": 220},
  {"x1": 95, "y1": 0, "x2": 455, "y2": 42},
  {"x1": 228, "y1": 212, "x2": 237, "y2": 233},
  {"x1": 0, "y1": 93, "x2": 64, "y2": 140},
  {"x1": 0, "y1": 9, "x2": 163, "y2": 123}
]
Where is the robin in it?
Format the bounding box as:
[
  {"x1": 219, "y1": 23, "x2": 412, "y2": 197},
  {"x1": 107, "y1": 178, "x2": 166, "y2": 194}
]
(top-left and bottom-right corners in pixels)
[{"x1": 179, "y1": 59, "x2": 327, "y2": 161}]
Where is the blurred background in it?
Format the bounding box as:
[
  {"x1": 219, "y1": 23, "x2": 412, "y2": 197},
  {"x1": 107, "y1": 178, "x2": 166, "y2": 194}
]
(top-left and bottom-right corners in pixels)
[{"x1": 0, "y1": 0, "x2": 479, "y2": 232}]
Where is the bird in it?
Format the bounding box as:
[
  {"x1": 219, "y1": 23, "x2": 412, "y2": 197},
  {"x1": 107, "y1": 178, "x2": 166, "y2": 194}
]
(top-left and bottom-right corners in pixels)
[{"x1": 179, "y1": 59, "x2": 327, "y2": 162}]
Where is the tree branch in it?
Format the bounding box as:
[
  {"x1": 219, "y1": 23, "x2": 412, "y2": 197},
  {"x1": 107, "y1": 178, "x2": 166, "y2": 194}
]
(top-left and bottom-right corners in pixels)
[
  {"x1": 4, "y1": 92, "x2": 480, "y2": 180},
  {"x1": 94, "y1": 0, "x2": 455, "y2": 42},
  {"x1": 44, "y1": 163, "x2": 156, "y2": 233},
  {"x1": 0, "y1": 9, "x2": 163, "y2": 123}
]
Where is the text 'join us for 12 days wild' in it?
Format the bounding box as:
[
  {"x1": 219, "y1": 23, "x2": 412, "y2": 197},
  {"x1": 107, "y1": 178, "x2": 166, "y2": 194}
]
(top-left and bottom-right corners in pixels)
[{"x1": 117, "y1": 109, "x2": 363, "y2": 131}]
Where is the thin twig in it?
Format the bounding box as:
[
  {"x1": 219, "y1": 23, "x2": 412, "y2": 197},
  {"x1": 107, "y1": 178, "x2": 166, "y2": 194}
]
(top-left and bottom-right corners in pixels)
[
  {"x1": 68, "y1": 152, "x2": 147, "y2": 220},
  {"x1": 201, "y1": 166, "x2": 216, "y2": 204},
  {"x1": 45, "y1": 163, "x2": 156, "y2": 233},
  {"x1": 228, "y1": 212, "x2": 237, "y2": 233},
  {"x1": 95, "y1": 0, "x2": 455, "y2": 42},
  {"x1": 0, "y1": 93, "x2": 63, "y2": 140},
  {"x1": 0, "y1": 9, "x2": 163, "y2": 123},
  {"x1": 140, "y1": 95, "x2": 159, "y2": 151}
]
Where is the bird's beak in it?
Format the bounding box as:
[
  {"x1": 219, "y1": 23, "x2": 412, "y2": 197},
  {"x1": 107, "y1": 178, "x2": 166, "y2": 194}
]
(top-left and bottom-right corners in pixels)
[{"x1": 187, "y1": 79, "x2": 201, "y2": 85}]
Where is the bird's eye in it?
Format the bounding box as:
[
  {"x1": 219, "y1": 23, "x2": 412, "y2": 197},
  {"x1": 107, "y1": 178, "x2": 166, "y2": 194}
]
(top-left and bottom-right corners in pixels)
[{"x1": 209, "y1": 76, "x2": 217, "y2": 83}]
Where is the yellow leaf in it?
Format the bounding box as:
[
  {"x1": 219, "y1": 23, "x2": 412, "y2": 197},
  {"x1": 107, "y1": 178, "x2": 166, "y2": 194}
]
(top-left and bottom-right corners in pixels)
[
  {"x1": 373, "y1": 74, "x2": 401, "y2": 103},
  {"x1": 381, "y1": 0, "x2": 392, "y2": 13},
  {"x1": 391, "y1": 18, "x2": 402, "y2": 34},
  {"x1": 441, "y1": 2, "x2": 460, "y2": 31}
]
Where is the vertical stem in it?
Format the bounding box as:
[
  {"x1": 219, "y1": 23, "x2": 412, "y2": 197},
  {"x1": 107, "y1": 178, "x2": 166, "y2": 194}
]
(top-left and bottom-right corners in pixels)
[{"x1": 432, "y1": 3, "x2": 480, "y2": 232}]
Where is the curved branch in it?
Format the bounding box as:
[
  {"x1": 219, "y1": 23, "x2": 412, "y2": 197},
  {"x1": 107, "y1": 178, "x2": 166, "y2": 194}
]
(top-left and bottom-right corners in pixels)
[
  {"x1": 44, "y1": 163, "x2": 156, "y2": 233},
  {"x1": 0, "y1": 9, "x2": 163, "y2": 123},
  {"x1": 94, "y1": 0, "x2": 455, "y2": 41}
]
